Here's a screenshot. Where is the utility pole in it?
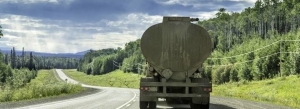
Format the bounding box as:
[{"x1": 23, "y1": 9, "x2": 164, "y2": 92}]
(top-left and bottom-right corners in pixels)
[
  {"x1": 138, "y1": 67, "x2": 140, "y2": 77},
  {"x1": 137, "y1": 63, "x2": 144, "y2": 77},
  {"x1": 113, "y1": 60, "x2": 120, "y2": 70}
]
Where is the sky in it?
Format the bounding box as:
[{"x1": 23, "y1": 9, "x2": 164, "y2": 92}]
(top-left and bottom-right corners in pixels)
[{"x1": 0, "y1": 0, "x2": 256, "y2": 53}]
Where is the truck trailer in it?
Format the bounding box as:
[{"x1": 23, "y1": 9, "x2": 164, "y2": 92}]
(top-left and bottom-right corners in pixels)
[{"x1": 139, "y1": 16, "x2": 213, "y2": 109}]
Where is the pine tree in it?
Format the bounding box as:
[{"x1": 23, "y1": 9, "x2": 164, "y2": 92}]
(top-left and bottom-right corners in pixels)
[
  {"x1": 0, "y1": 26, "x2": 3, "y2": 37},
  {"x1": 13, "y1": 47, "x2": 16, "y2": 69},
  {"x1": 22, "y1": 47, "x2": 25, "y2": 68},
  {"x1": 29, "y1": 52, "x2": 35, "y2": 70},
  {"x1": 10, "y1": 49, "x2": 14, "y2": 68},
  {"x1": 4, "y1": 53, "x2": 8, "y2": 64}
]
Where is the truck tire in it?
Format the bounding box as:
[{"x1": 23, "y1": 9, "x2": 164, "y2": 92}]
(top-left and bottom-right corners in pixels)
[
  {"x1": 139, "y1": 101, "x2": 157, "y2": 109},
  {"x1": 201, "y1": 103, "x2": 209, "y2": 109},
  {"x1": 190, "y1": 103, "x2": 200, "y2": 109},
  {"x1": 148, "y1": 101, "x2": 157, "y2": 109},
  {"x1": 140, "y1": 101, "x2": 148, "y2": 109},
  {"x1": 190, "y1": 103, "x2": 209, "y2": 109}
]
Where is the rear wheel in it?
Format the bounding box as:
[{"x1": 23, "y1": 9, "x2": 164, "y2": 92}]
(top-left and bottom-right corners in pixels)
[
  {"x1": 190, "y1": 103, "x2": 200, "y2": 109},
  {"x1": 201, "y1": 103, "x2": 209, "y2": 109},
  {"x1": 140, "y1": 101, "x2": 157, "y2": 109},
  {"x1": 140, "y1": 101, "x2": 148, "y2": 109},
  {"x1": 148, "y1": 102, "x2": 157, "y2": 109},
  {"x1": 190, "y1": 103, "x2": 209, "y2": 109}
]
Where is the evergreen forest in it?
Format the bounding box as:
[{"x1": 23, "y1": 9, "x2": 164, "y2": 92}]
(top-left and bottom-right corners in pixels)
[
  {"x1": 76, "y1": 0, "x2": 300, "y2": 84},
  {"x1": 0, "y1": 26, "x2": 79, "y2": 89},
  {"x1": 1, "y1": 0, "x2": 300, "y2": 86}
]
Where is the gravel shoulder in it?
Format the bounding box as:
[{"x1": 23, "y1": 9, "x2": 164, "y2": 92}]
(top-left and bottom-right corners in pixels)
[
  {"x1": 1, "y1": 69, "x2": 296, "y2": 109},
  {"x1": 0, "y1": 87, "x2": 100, "y2": 109},
  {"x1": 211, "y1": 96, "x2": 294, "y2": 109}
]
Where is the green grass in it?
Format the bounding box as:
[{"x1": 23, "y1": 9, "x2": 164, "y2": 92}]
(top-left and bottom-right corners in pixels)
[
  {"x1": 64, "y1": 69, "x2": 300, "y2": 108},
  {"x1": 0, "y1": 69, "x2": 84, "y2": 102},
  {"x1": 212, "y1": 75, "x2": 300, "y2": 108},
  {"x1": 63, "y1": 69, "x2": 143, "y2": 88}
]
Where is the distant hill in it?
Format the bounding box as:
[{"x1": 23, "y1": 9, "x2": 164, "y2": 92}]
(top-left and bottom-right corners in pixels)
[{"x1": 0, "y1": 49, "x2": 89, "y2": 58}]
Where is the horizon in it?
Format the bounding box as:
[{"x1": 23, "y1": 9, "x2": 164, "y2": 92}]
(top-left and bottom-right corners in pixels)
[{"x1": 0, "y1": 47, "x2": 91, "y2": 54}]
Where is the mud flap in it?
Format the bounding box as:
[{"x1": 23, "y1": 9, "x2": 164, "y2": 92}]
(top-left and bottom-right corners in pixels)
[
  {"x1": 140, "y1": 77, "x2": 157, "y2": 102},
  {"x1": 140, "y1": 93, "x2": 157, "y2": 101},
  {"x1": 192, "y1": 97, "x2": 210, "y2": 104},
  {"x1": 191, "y1": 78, "x2": 211, "y2": 104}
]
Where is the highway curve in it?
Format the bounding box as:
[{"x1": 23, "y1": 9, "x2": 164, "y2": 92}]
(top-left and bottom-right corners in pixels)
[{"x1": 9, "y1": 69, "x2": 292, "y2": 109}]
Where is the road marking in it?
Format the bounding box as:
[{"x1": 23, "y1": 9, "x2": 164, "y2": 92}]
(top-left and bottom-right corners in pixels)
[
  {"x1": 115, "y1": 91, "x2": 137, "y2": 109},
  {"x1": 58, "y1": 69, "x2": 136, "y2": 109},
  {"x1": 18, "y1": 70, "x2": 108, "y2": 108}
]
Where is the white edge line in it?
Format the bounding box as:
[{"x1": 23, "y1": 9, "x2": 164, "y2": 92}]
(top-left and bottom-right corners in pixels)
[
  {"x1": 18, "y1": 87, "x2": 107, "y2": 109},
  {"x1": 115, "y1": 91, "x2": 137, "y2": 109},
  {"x1": 58, "y1": 69, "x2": 137, "y2": 109}
]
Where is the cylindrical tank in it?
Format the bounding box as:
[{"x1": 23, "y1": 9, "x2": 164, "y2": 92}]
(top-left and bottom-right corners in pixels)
[{"x1": 141, "y1": 17, "x2": 212, "y2": 81}]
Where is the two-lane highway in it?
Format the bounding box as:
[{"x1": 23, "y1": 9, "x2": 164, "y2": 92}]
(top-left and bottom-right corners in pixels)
[
  {"x1": 17, "y1": 69, "x2": 291, "y2": 109},
  {"x1": 19, "y1": 69, "x2": 138, "y2": 109}
]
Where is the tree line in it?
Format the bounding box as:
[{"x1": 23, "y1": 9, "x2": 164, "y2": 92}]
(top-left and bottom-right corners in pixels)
[
  {"x1": 200, "y1": 0, "x2": 300, "y2": 84},
  {"x1": 78, "y1": 0, "x2": 300, "y2": 85},
  {"x1": 0, "y1": 26, "x2": 79, "y2": 90},
  {"x1": 200, "y1": 0, "x2": 300, "y2": 52},
  {"x1": 0, "y1": 27, "x2": 37, "y2": 89},
  {"x1": 4, "y1": 47, "x2": 80, "y2": 70},
  {"x1": 0, "y1": 46, "x2": 79, "y2": 89},
  {"x1": 77, "y1": 40, "x2": 146, "y2": 75}
]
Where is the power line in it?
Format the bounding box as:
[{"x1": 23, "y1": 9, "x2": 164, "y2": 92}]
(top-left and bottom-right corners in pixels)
[
  {"x1": 208, "y1": 40, "x2": 280, "y2": 60},
  {"x1": 205, "y1": 52, "x2": 300, "y2": 68},
  {"x1": 207, "y1": 40, "x2": 300, "y2": 60}
]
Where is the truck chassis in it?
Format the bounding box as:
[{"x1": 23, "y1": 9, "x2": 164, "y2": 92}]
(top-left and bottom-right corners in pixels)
[{"x1": 139, "y1": 76, "x2": 212, "y2": 109}]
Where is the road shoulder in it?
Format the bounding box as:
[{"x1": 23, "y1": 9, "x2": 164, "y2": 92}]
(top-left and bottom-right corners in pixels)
[{"x1": 0, "y1": 87, "x2": 100, "y2": 108}]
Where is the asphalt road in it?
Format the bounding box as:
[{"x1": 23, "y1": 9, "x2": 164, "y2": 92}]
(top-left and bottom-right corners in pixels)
[{"x1": 16, "y1": 69, "x2": 292, "y2": 109}]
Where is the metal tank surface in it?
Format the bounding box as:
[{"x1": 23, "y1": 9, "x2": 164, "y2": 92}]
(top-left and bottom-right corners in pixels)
[
  {"x1": 139, "y1": 16, "x2": 212, "y2": 109},
  {"x1": 141, "y1": 17, "x2": 212, "y2": 81}
]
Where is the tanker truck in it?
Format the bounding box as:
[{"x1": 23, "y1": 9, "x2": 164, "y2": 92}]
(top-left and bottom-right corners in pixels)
[{"x1": 139, "y1": 16, "x2": 212, "y2": 109}]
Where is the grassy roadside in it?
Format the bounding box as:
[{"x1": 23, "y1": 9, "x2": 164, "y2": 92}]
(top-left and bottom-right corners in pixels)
[
  {"x1": 212, "y1": 75, "x2": 300, "y2": 108},
  {"x1": 63, "y1": 69, "x2": 143, "y2": 88},
  {"x1": 0, "y1": 69, "x2": 84, "y2": 102},
  {"x1": 64, "y1": 69, "x2": 299, "y2": 108}
]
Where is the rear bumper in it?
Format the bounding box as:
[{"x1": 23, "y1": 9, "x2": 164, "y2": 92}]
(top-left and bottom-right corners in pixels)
[
  {"x1": 141, "y1": 92, "x2": 210, "y2": 98},
  {"x1": 140, "y1": 82, "x2": 212, "y2": 87},
  {"x1": 140, "y1": 78, "x2": 212, "y2": 98}
]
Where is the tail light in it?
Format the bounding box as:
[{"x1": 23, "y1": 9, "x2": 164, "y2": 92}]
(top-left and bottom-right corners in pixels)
[
  {"x1": 140, "y1": 87, "x2": 149, "y2": 91},
  {"x1": 208, "y1": 88, "x2": 212, "y2": 92},
  {"x1": 140, "y1": 87, "x2": 157, "y2": 91},
  {"x1": 204, "y1": 88, "x2": 212, "y2": 92}
]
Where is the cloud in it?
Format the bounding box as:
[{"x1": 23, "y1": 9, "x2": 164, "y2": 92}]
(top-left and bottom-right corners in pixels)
[
  {"x1": 0, "y1": 13, "x2": 162, "y2": 53},
  {"x1": 0, "y1": 0, "x2": 255, "y2": 53},
  {"x1": 0, "y1": 0, "x2": 254, "y2": 22}
]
